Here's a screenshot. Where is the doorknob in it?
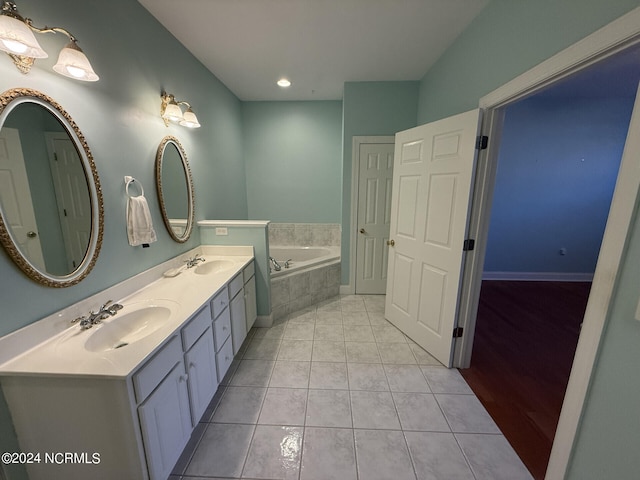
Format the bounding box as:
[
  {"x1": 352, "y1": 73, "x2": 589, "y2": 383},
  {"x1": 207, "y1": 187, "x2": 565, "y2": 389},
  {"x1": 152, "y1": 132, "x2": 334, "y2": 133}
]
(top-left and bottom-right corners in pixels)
[
  {"x1": 359, "y1": 228, "x2": 366, "y2": 234},
  {"x1": 27, "y1": 231, "x2": 37, "y2": 238},
  {"x1": 387, "y1": 239, "x2": 395, "y2": 246}
]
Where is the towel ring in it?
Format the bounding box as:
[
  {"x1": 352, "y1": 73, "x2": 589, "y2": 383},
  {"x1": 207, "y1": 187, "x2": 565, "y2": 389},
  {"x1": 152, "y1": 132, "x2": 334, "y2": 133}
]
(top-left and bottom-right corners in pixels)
[{"x1": 125, "y1": 176, "x2": 144, "y2": 198}]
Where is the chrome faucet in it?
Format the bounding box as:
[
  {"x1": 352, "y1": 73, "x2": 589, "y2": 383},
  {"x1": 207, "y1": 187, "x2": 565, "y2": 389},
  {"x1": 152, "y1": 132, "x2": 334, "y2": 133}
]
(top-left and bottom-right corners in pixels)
[
  {"x1": 185, "y1": 255, "x2": 205, "y2": 268},
  {"x1": 269, "y1": 256, "x2": 282, "y2": 272},
  {"x1": 284, "y1": 259, "x2": 293, "y2": 269},
  {"x1": 71, "y1": 300, "x2": 123, "y2": 330}
]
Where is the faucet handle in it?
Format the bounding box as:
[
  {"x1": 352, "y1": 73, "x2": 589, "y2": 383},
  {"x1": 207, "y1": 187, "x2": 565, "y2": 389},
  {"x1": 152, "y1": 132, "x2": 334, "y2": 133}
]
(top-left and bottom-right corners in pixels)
[{"x1": 70, "y1": 315, "x2": 86, "y2": 324}]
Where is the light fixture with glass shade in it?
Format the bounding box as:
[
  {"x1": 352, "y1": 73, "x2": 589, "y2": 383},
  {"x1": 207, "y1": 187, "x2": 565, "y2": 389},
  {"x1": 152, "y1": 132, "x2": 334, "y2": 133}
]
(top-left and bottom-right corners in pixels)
[
  {"x1": 160, "y1": 92, "x2": 201, "y2": 129},
  {"x1": 0, "y1": 1, "x2": 98, "y2": 81}
]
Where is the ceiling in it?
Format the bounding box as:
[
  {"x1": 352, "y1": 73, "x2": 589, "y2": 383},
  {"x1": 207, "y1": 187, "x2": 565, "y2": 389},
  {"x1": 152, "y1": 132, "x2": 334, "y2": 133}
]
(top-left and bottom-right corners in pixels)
[{"x1": 137, "y1": 0, "x2": 489, "y2": 101}]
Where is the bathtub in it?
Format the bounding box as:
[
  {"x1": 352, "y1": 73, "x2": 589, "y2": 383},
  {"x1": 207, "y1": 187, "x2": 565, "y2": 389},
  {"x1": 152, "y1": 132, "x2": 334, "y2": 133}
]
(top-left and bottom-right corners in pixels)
[
  {"x1": 269, "y1": 246, "x2": 340, "y2": 277},
  {"x1": 269, "y1": 245, "x2": 341, "y2": 320}
]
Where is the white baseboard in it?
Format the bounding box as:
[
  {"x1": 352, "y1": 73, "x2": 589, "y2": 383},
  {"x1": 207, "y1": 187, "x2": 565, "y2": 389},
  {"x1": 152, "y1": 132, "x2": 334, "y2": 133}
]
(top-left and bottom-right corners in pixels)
[
  {"x1": 482, "y1": 271, "x2": 594, "y2": 282},
  {"x1": 254, "y1": 314, "x2": 274, "y2": 328},
  {"x1": 340, "y1": 285, "x2": 353, "y2": 295}
]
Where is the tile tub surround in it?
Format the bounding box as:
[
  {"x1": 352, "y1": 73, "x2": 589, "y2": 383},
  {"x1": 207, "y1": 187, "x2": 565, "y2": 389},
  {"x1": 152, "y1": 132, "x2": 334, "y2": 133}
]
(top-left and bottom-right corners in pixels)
[
  {"x1": 271, "y1": 261, "x2": 341, "y2": 321},
  {"x1": 269, "y1": 223, "x2": 341, "y2": 247},
  {"x1": 172, "y1": 295, "x2": 533, "y2": 480}
]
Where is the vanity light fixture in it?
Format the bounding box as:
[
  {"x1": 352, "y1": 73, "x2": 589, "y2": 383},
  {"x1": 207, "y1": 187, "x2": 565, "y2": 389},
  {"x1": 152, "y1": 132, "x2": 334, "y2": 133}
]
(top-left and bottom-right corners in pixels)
[
  {"x1": 277, "y1": 78, "x2": 291, "y2": 88},
  {"x1": 0, "y1": 1, "x2": 99, "y2": 81},
  {"x1": 160, "y1": 92, "x2": 201, "y2": 129}
]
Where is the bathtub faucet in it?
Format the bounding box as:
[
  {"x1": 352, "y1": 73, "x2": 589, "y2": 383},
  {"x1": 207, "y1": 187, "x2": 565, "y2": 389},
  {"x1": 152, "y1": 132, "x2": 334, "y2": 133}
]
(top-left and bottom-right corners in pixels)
[
  {"x1": 269, "y1": 256, "x2": 282, "y2": 272},
  {"x1": 284, "y1": 259, "x2": 293, "y2": 269}
]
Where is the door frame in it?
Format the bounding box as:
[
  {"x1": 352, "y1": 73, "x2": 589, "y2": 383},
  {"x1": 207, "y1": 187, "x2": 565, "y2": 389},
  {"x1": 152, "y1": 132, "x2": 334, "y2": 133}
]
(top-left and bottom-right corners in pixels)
[
  {"x1": 455, "y1": 6, "x2": 640, "y2": 479},
  {"x1": 348, "y1": 135, "x2": 395, "y2": 294}
]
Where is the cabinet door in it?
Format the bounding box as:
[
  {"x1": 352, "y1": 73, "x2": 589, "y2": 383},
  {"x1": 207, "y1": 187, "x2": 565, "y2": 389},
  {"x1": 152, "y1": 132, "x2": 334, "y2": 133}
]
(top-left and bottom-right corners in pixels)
[
  {"x1": 230, "y1": 289, "x2": 247, "y2": 355},
  {"x1": 138, "y1": 362, "x2": 192, "y2": 480},
  {"x1": 185, "y1": 328, "x2": 218, "y2": 425},
  {"x1": 244, "y1": 275, "x2": 257, "y2": 331}
]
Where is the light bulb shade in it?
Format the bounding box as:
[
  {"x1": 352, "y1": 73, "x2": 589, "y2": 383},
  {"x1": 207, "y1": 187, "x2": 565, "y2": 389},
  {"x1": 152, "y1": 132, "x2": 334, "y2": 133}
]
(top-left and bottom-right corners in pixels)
[
  {"x1": 0, "y1": 14, "x2": 47, "y2": 58},
  {"x1": 162, "y1": 102, "x2": 183, "y2": 122},
  {"x1": 52, "y1": 42, "x2": 99, "y2": 81},
  {"x1": 179, "y1": 108, "x2": 201, "y2": 128}
]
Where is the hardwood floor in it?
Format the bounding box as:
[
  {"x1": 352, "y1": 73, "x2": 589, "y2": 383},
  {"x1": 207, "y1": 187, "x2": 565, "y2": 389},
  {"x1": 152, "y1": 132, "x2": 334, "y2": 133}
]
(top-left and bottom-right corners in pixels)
[{"x1": 459, "y1": 281, "x2": 591, "y2": 480}]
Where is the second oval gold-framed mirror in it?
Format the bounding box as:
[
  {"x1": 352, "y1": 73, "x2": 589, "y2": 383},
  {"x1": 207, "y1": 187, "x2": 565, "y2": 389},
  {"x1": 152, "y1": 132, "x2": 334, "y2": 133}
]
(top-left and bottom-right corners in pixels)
[
  {"x1": 0, "y1": 88, "x2": 104, "y2": 287},
  {"x1": 155, "y1": 136, "x2": 195, "y2": 242}
]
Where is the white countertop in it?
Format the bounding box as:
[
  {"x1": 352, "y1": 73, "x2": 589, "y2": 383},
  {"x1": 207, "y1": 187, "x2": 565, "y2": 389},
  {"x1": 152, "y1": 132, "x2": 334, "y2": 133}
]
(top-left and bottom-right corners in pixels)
[{"x1": 0, "y1": 246, "x2": 253, "y2": 379}]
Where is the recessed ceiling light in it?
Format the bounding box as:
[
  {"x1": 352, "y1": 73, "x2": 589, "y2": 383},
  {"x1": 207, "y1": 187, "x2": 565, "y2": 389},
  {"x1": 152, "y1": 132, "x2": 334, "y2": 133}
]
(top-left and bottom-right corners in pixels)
[{"x1": 277, "y1": 78, "x2": 291, "y2": 87}]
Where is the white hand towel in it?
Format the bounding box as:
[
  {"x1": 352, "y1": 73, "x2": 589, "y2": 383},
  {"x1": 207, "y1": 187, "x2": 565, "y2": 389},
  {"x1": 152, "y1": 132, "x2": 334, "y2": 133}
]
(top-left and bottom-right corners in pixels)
[{"x1": 126, "y1": 195, "x2": 157, "y2": 247}]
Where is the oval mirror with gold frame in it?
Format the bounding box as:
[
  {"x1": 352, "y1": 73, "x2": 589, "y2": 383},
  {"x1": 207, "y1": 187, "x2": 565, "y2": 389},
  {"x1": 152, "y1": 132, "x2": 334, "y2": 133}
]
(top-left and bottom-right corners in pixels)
[
  {"x1": 155, "y1": 136, "x2": 194, "y2": 242},
  {"x1": 0, "y1": 88, "x2": 104, "y2": 287}
]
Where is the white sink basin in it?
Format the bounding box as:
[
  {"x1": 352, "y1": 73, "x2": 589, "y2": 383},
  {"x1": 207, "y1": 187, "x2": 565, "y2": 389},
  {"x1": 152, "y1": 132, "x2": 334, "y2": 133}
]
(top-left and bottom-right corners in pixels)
[
  {"x1": 84, "y1": 300, "x2": 178, "y2": 352},
  {"x1": 194, "y1": 259, "x2": 235, "y2": 275}
]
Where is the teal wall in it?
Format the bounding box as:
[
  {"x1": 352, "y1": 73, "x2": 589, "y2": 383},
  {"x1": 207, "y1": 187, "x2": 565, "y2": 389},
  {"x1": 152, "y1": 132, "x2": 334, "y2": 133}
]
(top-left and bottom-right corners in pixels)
[
  {"x1": 0, "y1": 0, "x2": 246, "y2": 338},
  {"x1": 243, "y1": 101, "x2": 342, "y2": 222},
  {"x1": 0, "y1": 1, "x2": 246, "y2": 477},
  {"x1": 417, "y1": 0, "x2": 640, "y2": 123},
  {"x1": 341, "y1": 81, "x2": 419, "y2": 283},
  {"x1": 200, "y1": 225, "x2": 271, "y2": 318}
]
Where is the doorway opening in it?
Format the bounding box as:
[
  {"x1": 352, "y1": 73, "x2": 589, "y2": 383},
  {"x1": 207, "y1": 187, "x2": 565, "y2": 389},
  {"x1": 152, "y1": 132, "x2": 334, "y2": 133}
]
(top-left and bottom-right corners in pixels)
[{"x1": 460, "y1": 40, "x2": 640, "y2": 479}]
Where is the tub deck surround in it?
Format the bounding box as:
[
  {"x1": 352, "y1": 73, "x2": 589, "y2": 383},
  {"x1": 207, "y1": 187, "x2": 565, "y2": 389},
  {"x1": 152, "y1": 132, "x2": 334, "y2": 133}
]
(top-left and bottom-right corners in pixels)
[
  {"x1": 269, "y1": 245, "x2": 341, "y2": 320},
  {"x1": 270, "y1": 245, "x2": 340, "y2": 277},
  {"x1": 0, "y1": 245, "x2": 254, "y2": 378}
]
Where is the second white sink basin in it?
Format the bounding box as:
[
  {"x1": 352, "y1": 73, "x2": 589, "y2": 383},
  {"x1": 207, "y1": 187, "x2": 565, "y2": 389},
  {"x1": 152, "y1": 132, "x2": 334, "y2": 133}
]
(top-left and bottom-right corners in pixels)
[
  {"x1": 194, "y1": 259, "x2": 234, "y2": 275},
  {"x1": 84, "y1": 300, "x2": 178, "y2": 352}
]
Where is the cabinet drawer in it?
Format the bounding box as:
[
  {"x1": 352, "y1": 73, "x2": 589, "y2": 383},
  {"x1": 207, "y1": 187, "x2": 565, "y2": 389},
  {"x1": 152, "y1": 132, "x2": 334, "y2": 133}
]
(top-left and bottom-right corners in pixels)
[
  {"x1": 133, "y1": 335, "x2": 182, "y2": 403},
  {"x1": 181, "y1": 305, "x2": 211, "y2": 351},
  {"x1": 213, "y1": 307, "x2": 231, "y2": 352},
  {"x1": 243, "y1": 261, "x2": 255, "y2": 284},
  {"x1": 216, "y1": 336, "x2": 234, "y2": 383},
  {"x1": 229, "y1": 272, "x2": 243, "y2": 299},
  {"x1": 211, "y1": 288, "x2": 229, "y2": 319}
]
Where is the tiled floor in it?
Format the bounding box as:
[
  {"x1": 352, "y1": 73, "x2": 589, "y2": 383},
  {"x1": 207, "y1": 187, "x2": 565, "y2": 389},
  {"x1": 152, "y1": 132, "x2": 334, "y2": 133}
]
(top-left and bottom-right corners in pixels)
[{"x1": 171, "y1": 295, "x2": 532, "y2": 480}]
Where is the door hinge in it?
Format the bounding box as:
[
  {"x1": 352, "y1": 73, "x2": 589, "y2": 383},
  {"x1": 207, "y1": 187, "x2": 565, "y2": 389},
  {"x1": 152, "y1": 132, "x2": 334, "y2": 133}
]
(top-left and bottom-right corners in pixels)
[
  {"x1": 453, "y1": 327, "x2": 464, "y2": 338},
  {"x1": 463, "y1": 239, "x2": 475, "y2": 251},
  {"x1": 476, "y1": 135, "x2": 488, "y2": 150},
  {"x1": 53, "y1": 152, "x2": 58, "y2": 161}
]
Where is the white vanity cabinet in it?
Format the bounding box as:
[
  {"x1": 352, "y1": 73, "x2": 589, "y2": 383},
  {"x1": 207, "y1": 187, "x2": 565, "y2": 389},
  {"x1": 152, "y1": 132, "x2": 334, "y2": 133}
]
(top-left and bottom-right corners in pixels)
[
  {"x1": 229, "y1": 271, "x2": 247, "y2": 355},
  {"x1": 244, "y1": 261, "x2": 257, "y2": 331},
  {"x1": 211, "y1": 287, "x2": 234, "y2": 382},
  {"x1": 0, "y1": 253, "x2": 258, "y2": 480},
  {"x1": 229, "y1": 261, "x2": 258, "y2": 355},
  {"x1": 137, "y1": 337, "x2": 192, "y2": 480},
  {"x1": 181, "y1": 306, "x2": 218, "y2": 426}
]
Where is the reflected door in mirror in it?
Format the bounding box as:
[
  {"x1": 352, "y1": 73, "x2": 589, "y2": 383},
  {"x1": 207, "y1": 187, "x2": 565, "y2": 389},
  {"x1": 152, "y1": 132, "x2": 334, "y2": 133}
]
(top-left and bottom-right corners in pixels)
[{"x1": 0, "y1": 127, "x2": 45, "y2": 270}]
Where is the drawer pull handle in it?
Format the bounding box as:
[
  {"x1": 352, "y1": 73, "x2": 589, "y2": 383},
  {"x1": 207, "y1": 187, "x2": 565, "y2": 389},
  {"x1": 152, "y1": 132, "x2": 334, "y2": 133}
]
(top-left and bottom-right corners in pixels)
[{"x1": 179, "y1": 375, "x2": 188, "y2": 382}]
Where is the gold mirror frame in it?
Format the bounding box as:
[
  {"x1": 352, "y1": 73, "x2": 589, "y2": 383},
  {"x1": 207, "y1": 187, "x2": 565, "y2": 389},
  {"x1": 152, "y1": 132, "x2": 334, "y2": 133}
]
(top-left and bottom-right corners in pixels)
[
  {"x1": 0, "y1": 88, "x2": 104, "y2": 287},
  {"x1": 155, "y1": 136, "x2": 195, "y2": 243}
]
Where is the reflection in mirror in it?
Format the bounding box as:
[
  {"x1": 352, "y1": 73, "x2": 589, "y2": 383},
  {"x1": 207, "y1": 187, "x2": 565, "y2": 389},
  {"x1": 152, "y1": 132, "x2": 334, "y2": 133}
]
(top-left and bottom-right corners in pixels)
[
  {"x1": 155, "y1": 136, "x2": 194, "y2": 242},
  {"x1": 0, "y1": 88, "x2": 103, "y2": 287}
]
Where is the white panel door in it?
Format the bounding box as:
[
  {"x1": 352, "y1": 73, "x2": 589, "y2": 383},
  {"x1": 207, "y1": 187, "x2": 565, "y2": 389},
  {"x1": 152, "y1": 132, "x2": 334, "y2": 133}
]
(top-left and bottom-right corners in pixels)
[
  {"x1": 0, "y1": 128, "x2": 45, "y2": 270},
  {"x1": 46, "y1": 133, "x2": 91, "y2": 271},
  {"x1": 385, "y1": 109, "x2": 481, "y2": 366},
  {"x1": 355, "y1": 142, "x2": 394, "y2": 294}
]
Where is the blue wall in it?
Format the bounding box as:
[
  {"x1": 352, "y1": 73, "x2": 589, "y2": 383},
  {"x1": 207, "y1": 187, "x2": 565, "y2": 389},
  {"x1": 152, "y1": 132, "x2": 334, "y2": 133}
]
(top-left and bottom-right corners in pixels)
[
  {"x1": 243, "y1": 101, "x2": 342, "y2": 222},
  {"x1": 484, "y1": 96, "x2": 634, "y2": 276}
]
